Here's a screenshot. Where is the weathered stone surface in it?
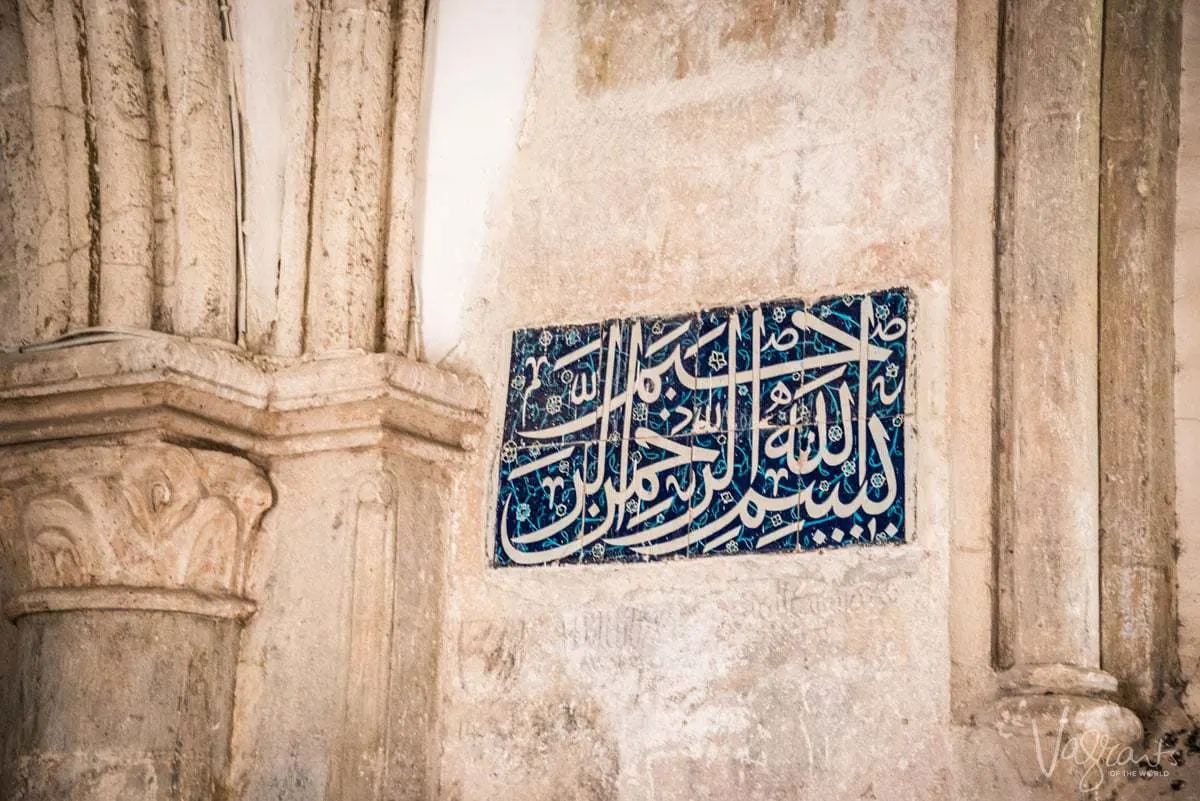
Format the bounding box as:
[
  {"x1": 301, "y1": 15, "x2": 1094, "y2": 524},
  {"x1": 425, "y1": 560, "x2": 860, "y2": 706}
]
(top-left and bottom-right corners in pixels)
[
  {"x1": 974, "y1": 694, "x2": 1144, "y2": 798},
  {"x1": 0, "y1": 0, "x2": 37, "y2": 352},
  {"x1": 1099, "y1": 0, "x2": 1182, "y2": 719},
  {"x1": 0, "y1": 319, "x2": 482, "y2": 800},
  {"x1": 6, "y1": 0, "x2": 233, "y2": 339},
  {"x1": 302, "y1": 1, "x2": 395, "y2": 353},
  {"x1": 442, "y1": 0, "x2": 958, "y2": 798},
  {"x1": 948, "y1": 0, "x2": 1000, "y2": 723},
  {"x1": 440, "y1": 554, "x2": 948, "y2": 800},
  {"x1": 994, "y1": 0, "x2": 1105, "y2": 673},
  {"x1": 227, "y1": 447, "x2": 455, "y2": 801},
  {"x1": 0, "y1": 440, "x2": 269, "y2": 801},
  {"x1": 237, "y1": 0, "x2": 426, "y2": 357},
  {"x1": 0, "y1": 0, "x2": 1194, "y2": 798},
  {"x1": 1175, "y1": 0, "x2": 1200, "y2": 728},
  {"x1": 0, "y1": 333, "x2": 487, "y2": 454},
  {"x1": 575, "y1": 0, "x2": 845, "y2": 92},
  {"x1": 0, "y1": 335, "x2": 481, "y2": 800},
  {"x1": 150, "y1": 0, "x2": 238, "y2": 340},
  {"x1": 14, "y1": 0, "x2": 96, "y2": 339},
  {"x1": 0, "y1": 0, "x2": 426, "y2": 356},
  {"x1": 8, "y1": 610, "x2": 239, "y2": 801},
  {"x1": 0, "y1": 443, "x2": 269, "y2": 602}
]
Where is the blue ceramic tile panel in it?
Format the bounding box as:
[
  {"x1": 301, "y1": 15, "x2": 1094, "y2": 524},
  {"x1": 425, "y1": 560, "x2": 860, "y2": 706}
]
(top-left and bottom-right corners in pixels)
[
  {"x1": 493, "y1": 286, "x2": 910, "y2": 567},
  {"x1": 578, "y1": 432, "x2": 695, "y2": 563},
  {"x1": 502, "y1": 322, "x2": 604, "y2": 447},
  {"x1": 494, "y1": 442, "x2": 588, "y2": 566},
  {"x1": 692, "y1": 305, "x2": 756, "y2": 434},
  {"x1": 687, "y1": 428, "x2": 806, "y2": 557},
  {"x1": 751, "y1": 298, "x2": 809, "y2": 429}
]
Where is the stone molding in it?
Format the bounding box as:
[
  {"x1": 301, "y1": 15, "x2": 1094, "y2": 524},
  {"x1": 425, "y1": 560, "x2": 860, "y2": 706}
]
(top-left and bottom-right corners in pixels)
[
  {"x1": 0, "y1": 329, "x2": 485, "y2": 626},
  {"x1": 0, "y1": 329, "x2": 488, "y2": 457},
  {"x1": 4, "y1": 585, "x2": 256, "y2": 620},
  {"x1": 0, "y1": 442, "x2": 270, "y2": 618},
  {"x1": 997, "y1": 663, "x2": 1120, "y2": 698}
]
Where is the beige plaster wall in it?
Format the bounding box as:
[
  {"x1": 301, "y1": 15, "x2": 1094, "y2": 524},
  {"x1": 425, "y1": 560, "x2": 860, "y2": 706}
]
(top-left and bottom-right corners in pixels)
[
  {"x1": 1176, "y1": 0, "x2": 1200, "y2": 719},
  {"x1": 437, "y1": 1, "x2": 959, "y2": 798}
]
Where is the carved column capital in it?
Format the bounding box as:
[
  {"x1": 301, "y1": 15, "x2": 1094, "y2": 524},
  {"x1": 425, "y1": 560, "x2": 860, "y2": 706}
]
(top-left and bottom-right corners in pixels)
[{"x1": 0, "y1": 442, "x2": 271, "y2": 620}]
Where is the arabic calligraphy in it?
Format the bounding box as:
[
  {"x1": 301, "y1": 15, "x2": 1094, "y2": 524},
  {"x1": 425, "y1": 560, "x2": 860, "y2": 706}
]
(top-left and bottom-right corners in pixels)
[{"x1": 494, "y1": 288, "x2": 909, "y2": 566}]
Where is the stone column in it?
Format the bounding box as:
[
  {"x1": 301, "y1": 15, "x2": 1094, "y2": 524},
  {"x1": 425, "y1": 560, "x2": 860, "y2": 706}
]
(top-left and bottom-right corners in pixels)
[
  {"x1": 270, "y1": 0, "x2": 426, "y2": 357},
  {"x1": 0, "y1": 443, "x2": 271, "y2": 801},
  {"x1": 992, "y1": 0, "x2": 1140, "y2": 743},
  {"x1": 0, "y1": 335, "x2": 485, "y2": 800},
  {"x1": 1098, "y1": 0, "x2": 1181, "y2": 717},
  {"x1": 14, "y1": 0, "x2": 237, "y2": 342},
  {"x1": 7, "y1": 0, "x2": 427, "y2": 356}
]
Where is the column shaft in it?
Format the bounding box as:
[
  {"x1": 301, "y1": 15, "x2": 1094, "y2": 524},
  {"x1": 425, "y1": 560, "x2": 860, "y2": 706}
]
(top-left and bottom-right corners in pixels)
[
  {"x1": 302, "y1": 0, "x2": 395, "y2": 354},
  {"x1": 1098, "y1": 0, "x2": 1182, "y2": 716},
  {"x1": 153, "y1": 0, "x2": 238, "y2": 340},
  {"x1": 995, "y1": 0, "x2": 1104, "y2": 672},
  {"x1": 17, "y1": 0, "x2": 94, "y2": 337},
  {"x1": 84, "y1": 0, "x2": 155, "y2": 328},
  {"x1": 12, "y1": 610, "x2": 239, "y2": 801}
]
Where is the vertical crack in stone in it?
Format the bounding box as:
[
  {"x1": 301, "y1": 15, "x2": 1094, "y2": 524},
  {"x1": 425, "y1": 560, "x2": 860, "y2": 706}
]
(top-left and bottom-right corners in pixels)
[
  {"x1": 219, "y1": 0, "x2": 248, "y2": 347},
  {"x1": 140, "y1": 0, "x2": 174, "y2": 334},
  {"x1": 299, "y1": 0, "x2": 324, "y2": 355},
  {"x1": 988, "y1": 0, "x2": 1008, "y2": 674},
  {"x1": 135, "y1": 0, "x2": 173, "y2": 334},
  {"x1": 374, "y1": 0, "x2": 401, "y2": 355},
  {"x1": 991, "y1": 0, "x2": 1015, "y2": 672},
  {"x1": 71, "y1": 0, "x2": 100, "y2": 326}
]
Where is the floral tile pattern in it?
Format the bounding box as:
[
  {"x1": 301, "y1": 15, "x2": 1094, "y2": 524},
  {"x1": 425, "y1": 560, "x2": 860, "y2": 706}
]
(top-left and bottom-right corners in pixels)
[
  {"x1": 494, "y1": 288, "x2": 910, "y2": 566},
  {"x1": 502, "y1": 322, "x2": 604, "y2": 446}
]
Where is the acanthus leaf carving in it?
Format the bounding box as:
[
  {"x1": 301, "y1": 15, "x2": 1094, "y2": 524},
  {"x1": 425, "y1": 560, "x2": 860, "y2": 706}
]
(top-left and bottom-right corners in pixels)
[{"x1": 0, "y1": 443, "x2": 272, "y2": 601}]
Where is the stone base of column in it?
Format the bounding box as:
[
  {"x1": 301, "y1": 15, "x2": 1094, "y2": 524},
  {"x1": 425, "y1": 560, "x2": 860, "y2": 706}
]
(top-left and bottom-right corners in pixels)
[
  {"x1": 9, "y1": 607, "x2": 242, "y2": 801},
  {"x1": 976, "y1": 664, "x2": 1143, "y2": 798},
  {"x1": 998, "y1": 663, "x2": 1127, "y2": 699}
]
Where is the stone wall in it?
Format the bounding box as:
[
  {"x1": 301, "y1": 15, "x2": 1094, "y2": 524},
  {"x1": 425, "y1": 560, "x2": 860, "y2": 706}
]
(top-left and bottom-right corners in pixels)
[
  {"x1": 0, "y1": 0, "x2": 1191, "y2": 799},
  {"x1": 436, "y1": 1, "x2": 959, "y2": 798},
  {"x1": 1176, "y1": 0, "x2": 1200, "y2": 720}
]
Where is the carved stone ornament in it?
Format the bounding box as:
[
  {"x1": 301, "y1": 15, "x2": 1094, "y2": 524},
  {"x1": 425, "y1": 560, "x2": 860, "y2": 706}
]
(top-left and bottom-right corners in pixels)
[{"x1": 0, "y1": 443, "x2": 272, "y2": 609}]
